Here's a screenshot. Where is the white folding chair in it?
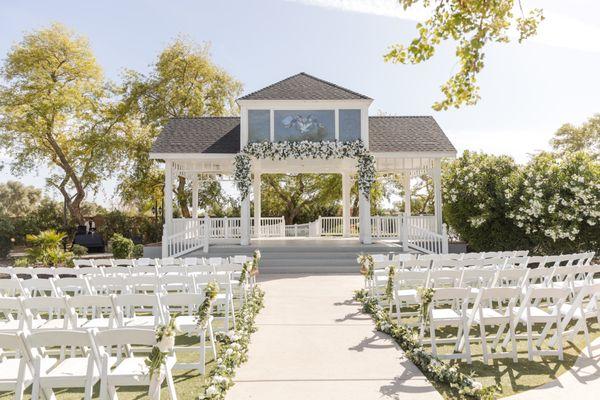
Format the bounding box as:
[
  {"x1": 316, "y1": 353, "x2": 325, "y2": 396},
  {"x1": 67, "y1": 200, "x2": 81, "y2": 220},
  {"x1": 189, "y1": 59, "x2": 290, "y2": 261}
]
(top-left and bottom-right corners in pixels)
[
  {"x1": 431, "y1": 259, "x2": 463, "y2": 271},
  {"x1": 427, "y1": 270, "x2": 463, "y2": 288},
  {"x1": 0, "y1": 297, "x2": 29, "y2": 333},
  {"x1": 113, "y1": 294, "x2": 163, "y2": 329},
  {"x1": 552, "y1": 282, "x2": 600, "y2": 357},
  {"x1": 230, "y1": 255, "x2": 251, "y2": 265},
  {"x1": 93, "y1": 328, "x2": 177, "y2": 400},
  {"x1": 67, "y1": 295, "x2": 118, "y2": 330},
  {"x1": 159, "y1": 257, "x2": 181, "y2": 267},
  {"x1": 91, "y1": 259, "x2": 113, "y2": 269},
  {"x1": 130, "y1": 264, "x2": 158, "y2": 276},
  {"x1": 21, "y1": 296, "x2": 73, "y2": 330},
  {"x1": 128, "y1": 275, "x2": 160, "y2": 294},
  {"x1": 53, "y1": 277, "x2": 92, "y2": 297},
  {"x1": 503, "y1": 256, "x2": 529, "y2": 269},
  {"x1": 186, "y1": 264, "x2": 214, "y2": 276},
  {"x1": 102, "y1": 266, "x2": 131, "y2": 277},
  {"x1": 89, "y1": 276, "x2": 131, "y2": 295},
  {"x1": 19, "y1": 278, "x2": 58, "y2": 297},
  {"x1": 0, "y1": 277, "x2": 26, "y2": 297},
  {"x1": 25, "y1": 329, "x2": 100, "y2": 400},
  {"x1": 427, "y1": 287, "x2": 472, "y2": 363},
  {"x1": 391, "y1": 253, "x2": 414, "y2": 262},
  {"x1": 399, "y1": 259, "x2": 431, "y2": 271},
  {"x1": 195, "y1": 275, "x2": 235, "y2": 331},
  {"x1": 461, "y1": 252, "x2": 483, "y2": 260},
  {"x1": 52, "y1": 267, "x2": 81, "y2": 277},
  {"x1": 111, "y1": 259, "x2": 135, "y2": 268},
  {"x1": 134, "y1": 258, "x2": 156, "y2": 267},
  {"x1": 159, "y1": 275, "x2": 196, "y2": 294},
  {"x1": 460, "y1": 268, "x2": 496, "y2": 297},
  {"x1": 393, "y1": 270, "x2": 430, "y2": 325},
  {"x1": 465, "y1": 287, "x2": 520, "y2": 363},
  {"x1": 207, "y1": 257, "x2": 224, "y2": 267},
  {"x1": 160, "y1": 293, "x2": 217, "y2": 374},
  {"x1": 509, "y1": 287, "x2": 570, "y2": 360},
  {"x1": 0, "y1": 332, "x2": 33, "y2": 399},
  {"x1": 493, "y1": 268, "x2": 529, "y2": 288},
  {"x1": 73, "y1": 259, "x2": 95, "y2": 268},
  {"x1": 183, "y1": 257, "x2": 201, "y2": 267},
  {"x1": 513, "y1": 250, "x2": 529, "y2": 257},
  {"x1": 158, "y1": 265, "x2": 187, "y2": 276}
]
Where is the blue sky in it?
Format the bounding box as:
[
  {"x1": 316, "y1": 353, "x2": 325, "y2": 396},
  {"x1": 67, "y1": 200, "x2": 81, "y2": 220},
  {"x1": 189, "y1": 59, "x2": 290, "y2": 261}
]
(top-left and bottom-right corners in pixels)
[{"x1": 1, "y1": 0, "x2": 599, "y2": 205}]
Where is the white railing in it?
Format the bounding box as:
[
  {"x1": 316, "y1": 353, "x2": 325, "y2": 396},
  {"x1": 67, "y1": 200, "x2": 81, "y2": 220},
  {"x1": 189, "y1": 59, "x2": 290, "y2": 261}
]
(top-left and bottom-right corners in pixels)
[
  {"x1": 319, "y1": 217, "x2": 343, "y2": 236},
  {"x1": 251, "y1": 217, "x2": 285, "y2": 237},
  {"x1": 371, "y1": 216, "x2": 401, "y2": 238},
  {"x1": 164, "y1": 223, "x2": 205, "y2": 258},
  {"x1": 209, "y1": 217, "x2": 242, "y2": 239},
  {"x1": 405, "y1": 215, "x2": 437, "y2": 232},
  {"x1": 405, "y1": 223, "x2": 448, "y2": 254},
  {"x1": 285, "y1": 223, "x2": 310, "y2": 237}
]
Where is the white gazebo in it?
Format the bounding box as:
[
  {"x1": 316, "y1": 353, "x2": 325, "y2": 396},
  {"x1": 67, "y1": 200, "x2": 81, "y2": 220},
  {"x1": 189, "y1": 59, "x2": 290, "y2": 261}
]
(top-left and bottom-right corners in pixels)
[{"x1": 150, "y1": 73, "x2": 456, "y2": 257}]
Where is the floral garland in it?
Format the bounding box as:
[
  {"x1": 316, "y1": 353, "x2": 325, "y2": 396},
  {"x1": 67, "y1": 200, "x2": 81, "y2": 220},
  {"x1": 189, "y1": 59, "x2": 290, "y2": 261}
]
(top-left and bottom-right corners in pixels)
[
  {"x1": 417, "y1": 287, "x2": 435, "y2": 324},
  {"x1": 354, "y1": 290, "x2": 495, "y2": 400},
  {"x1": 385, "y1": 265, "x2": 395, "y2": 302},
  {"x1": 357, "y1": 253, "x2": 374, "y2": 281},
  {"x1": 233, "y1": 140, "x2": 376, "y2": 200},
  {"x1": 200, "y1": 286, "x2": 265, "y2": 399},
  {"x1": 145, "y1": 318, "x2": 179, "y2": 399},
  {"x1": 197, "y1": 281, "x2": 220, "y2": 328},
  {"x1": 238, "y1": 261, "x2": 251, "y2": 286}
]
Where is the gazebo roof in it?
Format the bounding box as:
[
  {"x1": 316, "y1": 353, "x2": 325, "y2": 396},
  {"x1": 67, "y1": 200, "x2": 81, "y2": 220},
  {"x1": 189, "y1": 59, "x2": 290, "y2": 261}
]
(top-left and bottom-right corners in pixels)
[
  {"x1": 150, "y1": 115, "x2": 456, "y2": 155},
  {"x1": 237, "y1": 72, "x2": 371, "y2": 101}
]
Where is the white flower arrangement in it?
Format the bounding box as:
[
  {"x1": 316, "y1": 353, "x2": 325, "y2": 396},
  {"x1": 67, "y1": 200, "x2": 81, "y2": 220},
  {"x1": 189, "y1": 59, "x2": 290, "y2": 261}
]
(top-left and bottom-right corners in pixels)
[
  {"x1": 199, "y1": 286, "x2": 265, "y2": 400},
  {"x1": 234, "y1": 140, "x2": 376, "y2": 200},
  {"x1": 354, "y1": 289, "x2": 495, "y2": 400},
  {"x1": 145, "y1": 318, "x2": 179, "y2": 399}
]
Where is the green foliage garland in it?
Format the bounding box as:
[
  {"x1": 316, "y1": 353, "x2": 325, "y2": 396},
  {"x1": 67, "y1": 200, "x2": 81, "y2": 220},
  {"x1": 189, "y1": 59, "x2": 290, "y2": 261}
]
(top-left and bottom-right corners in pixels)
[
  {"x1": 197, "y1": 281, "x2": 220, "y2": 328},
  {"x1": 200, "y1": 286, "x2": 265, "y2": 399},
  {"x1": 417, "y1": 287, "x2": 435, "y2": 324},
  {"x1": 234, "y1": 140, "x2": 375, "y2": 200},
  {"x1": 354, "y1": 290, "x2": 495, "y2": 400},
  {"x1": 145, "y1": 318, "x2": 178, "y2": 380}
]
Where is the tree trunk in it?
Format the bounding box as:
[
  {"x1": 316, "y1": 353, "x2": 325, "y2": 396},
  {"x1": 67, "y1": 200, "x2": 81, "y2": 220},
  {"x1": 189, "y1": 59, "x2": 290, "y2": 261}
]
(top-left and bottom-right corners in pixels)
[{"x1": 177, "y1": 176, "x2": 191, "y2": 218}]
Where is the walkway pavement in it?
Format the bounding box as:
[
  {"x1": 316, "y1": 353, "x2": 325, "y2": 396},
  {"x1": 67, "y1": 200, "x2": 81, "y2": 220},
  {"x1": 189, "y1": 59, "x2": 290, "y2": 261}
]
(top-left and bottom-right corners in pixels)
[
  {"x1": 226, "y1": 274, "x2": 441, "y2": 400},
  {"x1": 507, "y1": 337, "x2": 600, "y2": 400}
]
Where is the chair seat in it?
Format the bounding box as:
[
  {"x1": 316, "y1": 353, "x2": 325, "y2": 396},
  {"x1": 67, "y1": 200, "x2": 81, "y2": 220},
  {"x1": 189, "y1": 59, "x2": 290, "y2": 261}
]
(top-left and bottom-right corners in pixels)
[
  {"x1": 35, "y1": 318, "x2": 72, "y2": 330},
  {"x1": 81, "y1": 317, "x2": 113, "y2": 329},
  {"x1": 108, "y1": 356, "x2": 176, "y2": 386},
  {"x1": 0, "y1": 320, "x2": 25, "y2": 332},
  {"x1": 175, "y1": 315, "x2": 213, "y2": 332},
  {"x1": 122, "y1": 316, "x2": 158, "y2": 328},
  {"x1": 467, "y1": 308, "x2": 507, "y2": 324},
  {"x1": 554, "y1": 304, "x2": 596, "y2": 320},
  {"x1": 515, "y1": 306, "x2": 557, "y2": 322},
  {"x1": 431, "y1": 308, "x2": 461, "y2": 321},
  {"x1": 40, "y1": 357, "x2": 99, "y2": 386},
  {"x1": 395, "y1": 289, "x2": 417, "y2": 302},
  {"x1": 0, "y1": 359, "x2": 32, "y2": 383}
]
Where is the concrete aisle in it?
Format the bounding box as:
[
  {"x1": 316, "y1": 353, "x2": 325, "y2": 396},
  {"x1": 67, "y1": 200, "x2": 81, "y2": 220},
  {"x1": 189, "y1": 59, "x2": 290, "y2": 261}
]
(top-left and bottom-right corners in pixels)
[{"x1": 226, "y1": 274, "x2": 441, "y2": 400}]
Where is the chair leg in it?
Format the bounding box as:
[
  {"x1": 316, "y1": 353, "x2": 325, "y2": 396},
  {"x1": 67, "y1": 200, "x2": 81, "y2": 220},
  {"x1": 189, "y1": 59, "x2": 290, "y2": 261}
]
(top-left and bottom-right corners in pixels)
[
  {"x1": 208, "y1": 322, "x2": 217, "y2": 358},
  {"x1": 31, "y1": 377, "x2": 40, "y2": 400},
  {"x1": 510, "y1": 318, "x2": 518, "y2": 363},
  {"x1": 166, "y1": 371, "x2": 178, "y2": 400},
  {"x1": 464, "y1": 321, "x2": 472, "y2": 364},
  {"x1": 583, "y1": 321, "x2": 593, "y2": 357},
  {"x1": 430, "y1": 323, "x2": 437, "y2": 357},
  {"x1": 479, "y1": 322, "x2": 489, "y2": 364},
  {"x1": 557, "y1": 318, "x2": 564, "y2": 361},
  {"x1": 526, "y1": 319, "x2": 534, "y2": 361},
  {"x1": 199, "y1": 330, "x2": 206, "y2": 375}
]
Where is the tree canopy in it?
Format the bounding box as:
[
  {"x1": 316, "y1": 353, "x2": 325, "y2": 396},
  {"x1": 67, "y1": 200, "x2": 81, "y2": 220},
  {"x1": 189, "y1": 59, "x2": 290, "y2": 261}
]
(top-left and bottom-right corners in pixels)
[
  {"x1": 385, "y1": 0, "x2": 543, "y2": 110},
  {"x1": 118, "y1": 38, "x2": 242, "y2": 214},
  {"x1": 0, "y1": 23, "x2": 126, "y2": 224},
  {"x1": 551, "y1": 113, "x2": 600, "y2": 159}
]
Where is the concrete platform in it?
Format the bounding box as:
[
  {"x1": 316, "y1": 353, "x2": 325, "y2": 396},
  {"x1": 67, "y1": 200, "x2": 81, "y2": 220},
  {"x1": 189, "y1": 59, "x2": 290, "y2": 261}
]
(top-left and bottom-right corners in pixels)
[{"x1": 226, "y1": 274, "x2": 440, "y2": 400}]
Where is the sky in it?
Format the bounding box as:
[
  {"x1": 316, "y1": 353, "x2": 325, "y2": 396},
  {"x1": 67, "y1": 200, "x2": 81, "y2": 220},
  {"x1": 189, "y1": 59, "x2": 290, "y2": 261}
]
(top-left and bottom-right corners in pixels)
[{"x1": 1, "y1": 0, "x2": 599, "y2": 206}]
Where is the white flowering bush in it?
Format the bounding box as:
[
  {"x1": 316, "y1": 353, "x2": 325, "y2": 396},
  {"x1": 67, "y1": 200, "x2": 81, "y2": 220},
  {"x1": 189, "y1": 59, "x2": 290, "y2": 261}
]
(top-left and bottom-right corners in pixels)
[
  {"x1": 507, "y1": 152, "x2": 599, "y2": 254},
  {"x1": 233, "y1": 140, "x2": 375, "y2": 200},
  {"x1": 443, "y1": 151, "x2": 528, "y2": 251}
]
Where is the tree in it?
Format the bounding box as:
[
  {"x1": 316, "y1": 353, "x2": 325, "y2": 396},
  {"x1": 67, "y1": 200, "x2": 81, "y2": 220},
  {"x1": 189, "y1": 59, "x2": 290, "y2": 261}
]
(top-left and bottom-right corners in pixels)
[
  {"x1": 0, "y1": 181, "x2": 42, "y2": 217},
  {"x1": 119, "y1": 39, "x2": 242, "y2": 215},
  {"x1": 385, "y1": 1, "x2": 543, "y2": 110},
  {"x1": 551, "y1": 114, "x2": 600, "y2": 159},
  {"x1": 0, "y1": 23, "x2": 126, "y2": 224}
]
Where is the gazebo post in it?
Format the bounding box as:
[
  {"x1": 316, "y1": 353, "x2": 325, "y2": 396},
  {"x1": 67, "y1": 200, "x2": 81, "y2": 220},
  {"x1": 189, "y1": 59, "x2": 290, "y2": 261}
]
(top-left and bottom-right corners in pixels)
[
  {"x1": 191, "y1": 175, "x2": 199, "y2": 219},
  {"x1": 359, "y1": 192, "x2": 372, "y2": 244},
  {"x1": 253, "y1": 172, "x2": 261, "y2": 238},
  {"x1": 342, "y1": 172, "x2": 351, "y2": 237},
  {"x1": 162, "y1": 160, "x2": 174, "y2": 257},
  {"x1": 433, "y1": 158, "x2": 443, "y2": 234},
  {"x1": 403, "y1": 173, "x2": 411, "y2": 216},
  {"x1": 240, "y1": 197, "x2": 250, "y2": 245}
]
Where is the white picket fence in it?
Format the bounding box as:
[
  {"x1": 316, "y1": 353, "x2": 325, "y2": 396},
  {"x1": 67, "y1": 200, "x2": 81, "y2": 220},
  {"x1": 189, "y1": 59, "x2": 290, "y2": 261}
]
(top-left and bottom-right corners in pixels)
[{"x1": 251, "y1": 217, "x2": 285, "y2": 237}]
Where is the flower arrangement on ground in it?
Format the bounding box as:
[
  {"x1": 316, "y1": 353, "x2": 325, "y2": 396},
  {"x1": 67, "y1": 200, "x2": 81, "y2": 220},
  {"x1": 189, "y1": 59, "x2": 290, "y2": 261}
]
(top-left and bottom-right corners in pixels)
[
  {"x1": 200, "y1": 286, "x2": 265, "y2": 399},
  {"x1": 354, "y1": 289, "x2": 495, "y2": 400}
]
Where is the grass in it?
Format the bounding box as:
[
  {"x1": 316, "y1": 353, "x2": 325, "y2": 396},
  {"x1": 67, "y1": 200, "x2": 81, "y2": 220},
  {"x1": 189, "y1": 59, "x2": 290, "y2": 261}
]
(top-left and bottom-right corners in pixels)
[
  {"x1": 0, "y1": 332, "x2": 219, "y2": 399},
  {"x1": 393, "y1": 303, "x2": 600, "y2": 399}
]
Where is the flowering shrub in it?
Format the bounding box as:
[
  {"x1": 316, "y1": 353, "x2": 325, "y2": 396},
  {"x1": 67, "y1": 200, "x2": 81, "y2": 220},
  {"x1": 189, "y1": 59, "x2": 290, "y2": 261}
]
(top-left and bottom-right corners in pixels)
[
  {"x1": 507, "y1": 152, "x2": 600, "y2": 254},
  {"x1": 443, "y1": 151, "x2": 599, "y2": 254},
  {"x1": 443, "y1": 151, "x2": 528, "y2": 251}
]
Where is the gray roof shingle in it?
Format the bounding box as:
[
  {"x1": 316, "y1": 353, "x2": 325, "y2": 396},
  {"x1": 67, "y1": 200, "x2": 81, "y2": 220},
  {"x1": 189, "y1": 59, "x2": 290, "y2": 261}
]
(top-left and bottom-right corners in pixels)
[
  {"x1": 238, "y1": 72, "x2": 371, "y2": 101},
  {"x1": 150, "y1": 117, "x2": 240, "y2": 154},
  {"x1": 150, "y1": 116, "x2": 455, "y2": 155},
  {"x1": 368, "y1": 116, "x2": 456, "y2": 153}
]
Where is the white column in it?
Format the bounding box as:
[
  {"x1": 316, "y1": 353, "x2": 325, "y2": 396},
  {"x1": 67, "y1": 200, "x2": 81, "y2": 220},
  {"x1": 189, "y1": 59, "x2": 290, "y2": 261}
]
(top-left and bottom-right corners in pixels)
[
  {"x1": 403, "y1": 173, "x2": 411, "y2": 216},
  {"x1": 433, "y1": 159, "x2": 443, "y2": 234},
  {"x1": 359, "y1": 190, "x2": 372, "y2": 245},
  {"x1": 342, "y1": 172, "x2": 351, "y2": 237},
  {"x1": 162, "y1": 160, "x2": 173, "y2": 257},
  {"x1": 253, "y1": 172, "x2": 261, "y2": 238},
  {"x1": 240, "y1": 197, "x2": 250, "y2": 246},
  {"x1": 191, "y1": 175, "x2": 199, "y2": 219}
]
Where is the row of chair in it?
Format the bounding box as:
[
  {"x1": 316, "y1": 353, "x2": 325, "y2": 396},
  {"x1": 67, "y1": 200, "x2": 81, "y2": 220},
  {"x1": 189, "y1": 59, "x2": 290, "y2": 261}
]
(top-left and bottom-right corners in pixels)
[{"x1": 1, "y1": 328, "x2": 179, "y2": 400}]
